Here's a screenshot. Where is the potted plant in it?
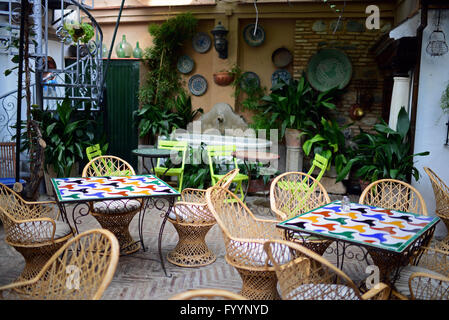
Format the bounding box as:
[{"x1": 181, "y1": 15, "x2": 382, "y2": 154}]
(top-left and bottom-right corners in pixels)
[
  {"x1": 261, "y1": 75, "x2": 337, "y2": 145},
  {"x1": 63, "y1": 21, "x2": 95, "y2": 44},
  {"x1": 336, "y1": 107, "x2": 430, "y2": 184},
  {"x1": 29, "y1": 98, "x2": 96, "y2": 195},
  {"x1": 302, "y1": 117, "x2": 351, "y2": 178},
  {"x1": 213, "y1": 70, "x2": 235, "y2": 86}
]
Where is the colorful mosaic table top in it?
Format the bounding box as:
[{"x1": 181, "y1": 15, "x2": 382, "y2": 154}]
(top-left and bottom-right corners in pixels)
[
  {"x1": 277, "y1": 200, "x2": 439, "y2": 253},
  {"x1": 51, "y1": 175, "x2": 179, "y2": 203}
]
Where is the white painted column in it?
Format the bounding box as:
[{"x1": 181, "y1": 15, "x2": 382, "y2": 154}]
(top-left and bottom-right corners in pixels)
[{"x1": 389, "y1": 76, "x2": 411, "y2": 129}]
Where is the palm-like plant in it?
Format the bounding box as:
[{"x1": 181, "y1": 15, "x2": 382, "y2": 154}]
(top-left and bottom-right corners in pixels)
[
  {"x1": 336, "y1": 107, "x2": 429, "y2": 183},
  {"x1": 261, "y1": 76, "x2": 336, "y2": 139}
]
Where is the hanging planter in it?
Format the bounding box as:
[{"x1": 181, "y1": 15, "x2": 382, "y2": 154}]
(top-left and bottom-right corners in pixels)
[{"x1": 213, "y1": 71, "x2": 235, "y2": 86}]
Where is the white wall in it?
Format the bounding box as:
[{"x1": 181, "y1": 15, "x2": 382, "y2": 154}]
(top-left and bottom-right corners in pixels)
[{"x1": 412, "y1": 9, "x2": 449, "y2": 239}]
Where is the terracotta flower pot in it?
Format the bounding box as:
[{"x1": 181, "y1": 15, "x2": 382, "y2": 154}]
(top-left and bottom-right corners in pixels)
[{"x1": 213, "y1": 72, "x2": 235, "y2": 86}]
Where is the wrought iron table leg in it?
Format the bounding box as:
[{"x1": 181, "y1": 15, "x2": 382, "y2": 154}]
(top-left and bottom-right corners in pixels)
[
  {"x1": 137, "y1": 196, "x2": 175, "y2": 277},
  {"x1": 158, "y1": 198, "x2": 175, "y2": 277}
]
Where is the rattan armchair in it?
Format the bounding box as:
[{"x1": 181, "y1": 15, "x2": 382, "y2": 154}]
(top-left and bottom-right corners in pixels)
[
  {"x1": 0, "y1": 183, "x2": 73, "y2": 282},
  {"x1": 424, "y1": 167, "x2": 449, "y2": 251},
  {"x1": 359, "y1": 178, "x2": 429, "y2": 281},
  {"x1": 0, "y1": 229, "x2": 119, "y2": 300},
  {"x1": 169, "y1": 288, "x2": 247, "y2": 300},
  {"x1": 206, "y1": 185, "x2": 285, "y2": 300},
  {"x1": 263, "y1": 239, "x2": 391, "y2": 300},
  {"x1": 394, "y1": 246, "x2": 449, "y2": 300},
  {"x1": 82, "y1": 155, "x2": 142, "y2": 254},
  {"x1": 359, "y1": 178, "x2": 428, "y2": 215},
  {"x1": 167, "y1": 169, "x2": 240, "y2": 267},
  {"x1": 270, "y1": 172, "x2": 333, "y2": 255}
]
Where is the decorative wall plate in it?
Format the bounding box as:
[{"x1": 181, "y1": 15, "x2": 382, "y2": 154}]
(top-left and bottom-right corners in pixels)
[
  {"x1": 243, "y1": 23, "x2": 265, "y2": 47},
  {"x1": 271, "y1": 69, "x2": 292, "y2": 87},
  {"x1": 240, "y1": 71, "x2": 260, "y2": 89},
  {"x1": 177, "y1": 55, "x2": 194, "y2": 74},
  {"x1": 192, "y1": 32, "x2": 212, "y2": 53},
  {"x1": 306, "y1": 48, "x2": 352, "y2": 92},
  {"x1": 272, "y1": 47, "x2": 293, "y2": 68},
  {"x1": 188, "y1": 74, "x2": 208, "y2": 96}
]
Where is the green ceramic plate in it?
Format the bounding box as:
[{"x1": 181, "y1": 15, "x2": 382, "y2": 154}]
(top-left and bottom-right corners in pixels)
[{"x1": 306, "y1": 48, "x2": 352, "y2": 92}]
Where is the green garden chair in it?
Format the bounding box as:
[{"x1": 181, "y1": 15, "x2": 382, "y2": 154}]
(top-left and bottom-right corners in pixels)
[
  {"x1": 206, "y1": 145, "x2": 248, "y2": 200},
  {"x1": 154, "y1": 140, "x2": 188, "y2": 192},
  {"x1": 306, "y1": 153, "x2": 329, "y2": 182},
  {"x1": 271, "y1": 153, "x2": 329, "y2": 218},
  {"x1": 86, "y1": 144, "x2": 102, "y2": 162}
]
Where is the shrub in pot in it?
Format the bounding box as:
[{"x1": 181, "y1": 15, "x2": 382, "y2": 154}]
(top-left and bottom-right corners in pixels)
[{"x1": 336, "y1": 107, "x2": 430, "y2": 184}]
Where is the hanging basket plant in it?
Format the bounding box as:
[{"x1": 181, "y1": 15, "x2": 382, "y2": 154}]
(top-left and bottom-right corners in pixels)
[{"x1": 63, "y1": 21, "x2": 95, "y2": 44}]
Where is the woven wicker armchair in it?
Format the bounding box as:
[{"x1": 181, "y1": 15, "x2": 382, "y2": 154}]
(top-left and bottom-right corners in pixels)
[
  {"x1": 0, "y1": 229, "x2": 119, "y2": 300},
  {"x1": 167, "y1": 169, "x2": 240, "y2": 267},
  {"x1": 0, "y1": 183, "x2": 73, "y2": 282},
  {"x1": 206, "y1": 185, "x2": 285, "y2": 300},
  {"x1": 424, "y1": 167, "x2": 449, "y2": 251},
  {"x1": 82, "y1": 155, "x2": 142, "y2": 254},
  {"x1": 270, "y1": 172, "x2": 333, "y2": 255},
  {"x1": 359, "y1": 179, "x2": 428, "y2": 215},
  {"x1": 263, "y1": 239, "x2": 391, "y2": 300},
  {"x1": 393, "y1": 246, "x2": 449, "y2": 300},
  {"x1": 359, "y1": 178, "x2": 429, "y2": 281},
  {"x1": 169, "y1": 288, "x2": 247, "y2": 300}
]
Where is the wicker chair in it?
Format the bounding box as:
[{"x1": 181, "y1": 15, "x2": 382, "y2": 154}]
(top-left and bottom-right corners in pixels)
[
  {"x1": 424, "y1": 167, "x2": 449, "y2": 251},
  {"x1": 393, "y1": 246, "x2": 449, "y2": 300},
  {"x1": 263, "y1": 239, "x2": 391, "y2": 300},
  {"x1": 270, "y1": 171, "x2": 333, "y2": 255},
  {"x1": 82, "y1": 155, "x2": 142, "y2": 255},
  {"x1": 0, "y1": 229, "x2": 119, "y2": 300},
  {"x1": 0, "y1": 183, "x2": 73, "y2": 282},
  {"x1": 167, "y1": 169, "x2": 240, "y2": 267},
  {"x1": 205, "y1": 185, "x2": 285, "y2": 300},
  {"x1": 169, "y1": 288, "x2": 247, "y2": 300},
  {"x1": 359, "y1": 179, "x2": 428, "y2": 215},
  {"x1": 359, "y1": 179, "x2": 429, "y2": 282}
]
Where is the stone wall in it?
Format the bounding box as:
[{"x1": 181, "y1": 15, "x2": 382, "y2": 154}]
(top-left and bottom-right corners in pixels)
[{"x1": 293, "y1": 18, "x2": 394, "y2": 134}]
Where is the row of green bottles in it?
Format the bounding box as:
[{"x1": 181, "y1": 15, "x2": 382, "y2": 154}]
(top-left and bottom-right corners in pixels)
[{"x1": 114, "y1": 35, "x2": 143, "y2": 58}]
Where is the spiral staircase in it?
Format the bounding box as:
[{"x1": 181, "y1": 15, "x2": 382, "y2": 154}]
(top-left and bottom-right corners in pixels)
[{"x1": 0, "y1": 0, "x2": 104, "y2": 143}]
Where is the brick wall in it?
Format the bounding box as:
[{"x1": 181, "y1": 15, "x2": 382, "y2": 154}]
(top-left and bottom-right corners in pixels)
[{"x1": 293, "y1": 18, "x2": 393, "y2": 135}]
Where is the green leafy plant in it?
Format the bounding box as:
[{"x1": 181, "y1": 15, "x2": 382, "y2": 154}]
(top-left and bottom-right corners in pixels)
[
  {"x1": 230, "y1": 64, "x2": 267, "y2": 111},
  {"x1": 172, "y1": 89, "x2": 203, "y2": 129},
  {"x1": 441, "y1": 81, "x2": 449, "y2": 114},
  {"x1": 181, "y1": 143, "x2": 218, "y2": 189},
  {"x1": 261, "y1": 75, "x2": 337, "y2": 139},
  {"x1": 137, "y1": 13, "x2": 197, "y2": 143},
  {"x1": 303, "y1": 117, "x2": 351, "y2": 175},
  {"x1": 133, "y1": 103, "x2": 181, "y2": 142},
  {"x1": 336, "y1": 107, "x2": 430, "y2": 183},
  {"x1": 29, "y1": 98, "x2": 96, "y2": 177},
  {"x1": 64, "y1": 21, "x2": 95, "y2": 44}
]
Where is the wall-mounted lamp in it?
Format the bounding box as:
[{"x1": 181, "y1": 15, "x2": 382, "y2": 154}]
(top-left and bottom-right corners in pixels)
[{"x1": 211, "y1": 21, "x2": 228, "y2": 59}]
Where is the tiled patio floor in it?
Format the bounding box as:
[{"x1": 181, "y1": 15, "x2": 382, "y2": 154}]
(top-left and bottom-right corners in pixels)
[{"x1": 0, "y1": 193, "x2": 380, "y2": 300}]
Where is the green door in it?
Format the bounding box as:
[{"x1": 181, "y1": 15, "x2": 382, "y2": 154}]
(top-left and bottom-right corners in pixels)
[{"x1": 105, "y1": 60, "x2": 139, "y2": 169}]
